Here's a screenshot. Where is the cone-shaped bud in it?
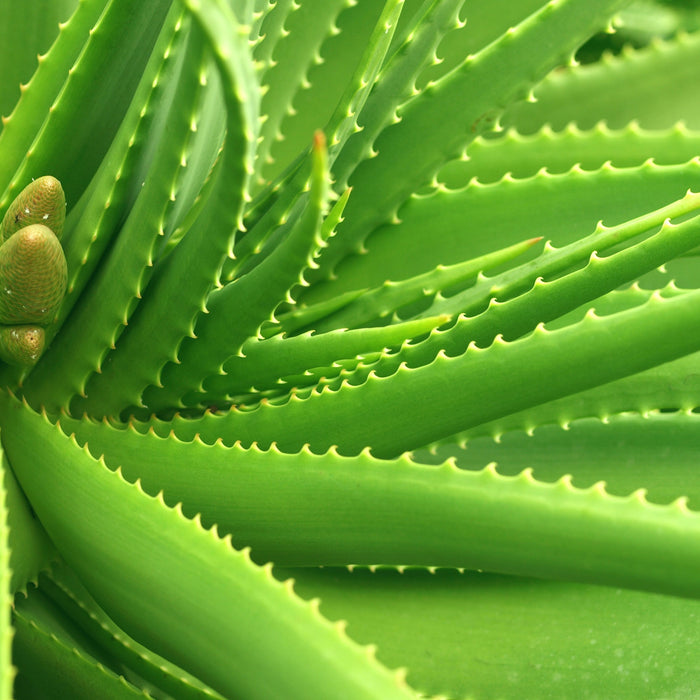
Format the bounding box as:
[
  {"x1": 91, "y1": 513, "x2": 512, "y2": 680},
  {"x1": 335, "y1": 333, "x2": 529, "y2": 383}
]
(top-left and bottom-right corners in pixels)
[
  {"x1": 1, "y1": 175, "x2": 66, "y2": 243},
  {"x1": 0, "y1": 326, "x2": 44, "y2": 367},
  {"x1": 0, "y1": 224, "x2": 68, "y2": 325}
]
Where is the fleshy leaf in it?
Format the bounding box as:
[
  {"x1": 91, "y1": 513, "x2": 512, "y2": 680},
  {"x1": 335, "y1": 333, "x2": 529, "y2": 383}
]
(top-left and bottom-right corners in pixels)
[{"x1": 0, "y1": 395, "x2": 418, "y2": 699}]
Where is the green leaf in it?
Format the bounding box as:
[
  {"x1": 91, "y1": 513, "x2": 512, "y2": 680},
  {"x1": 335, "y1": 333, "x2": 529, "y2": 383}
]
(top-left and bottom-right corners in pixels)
[
  {"x1": 0, "y1": 395, "x2": 419, "y2": 699},
  {"x1": 282, "y1": 566, "x2": 700, "y2": 700},
  {"x1": 4, "y1": 454, "x2": 55, "y2": 595},
  {"x1": 0, "y1": 0, "x2": 79, "y2": 117},
  {"x1": 503, "y1": 31, "x2": 700, "y2": 132},
  {"x1": 0, "y1": 0, "x2": 106, "y2": 194},
  {"x1": 442, "y1": 122, "x2": 700, "y2": 185},
  {"x1": 196, "y1": 314, "x2": 448, "y2": 403},
  {"x1": 50, "y1": 407, "x2": 700, "y2": 599},
  {"x1": 143, "y1": 130, "x2": 331, "y2": 411},
  {"x1": 41, "y1": 565, "x2": 226, "y2": 700},
  {"x1": 309, "y1": 0, "x2": 631, "y2": 286},
  {"x1": 20, "y1": 7, "x2": 192, "y2": 410},
  {"x1": 332, "y1": 0, "x2": 466, "y2": 190},
  {"x1": 161, "y1": 285, "x2": 700, "y2": 459},
  {"x1": 0, "y1": 0, "x2": 174, "y2": 209},
  {"x1": 68, "y1": 0, "x2": 260, "y2": 418},
  {"x1": 416, "y1": 410, "x2": 700, "y2": 509},
  {"x1": 253, "y1": 0, "x2": 347, "y2": 188},
  {"x1": 12, "y1": 586, "x2": 148, "y2": 700},
  {"x1": 303, "y1": 157, "x2": 700, "y2": 305},
  {"x1": 308, "y1": 236, "x2": 540, "y2": 334}
]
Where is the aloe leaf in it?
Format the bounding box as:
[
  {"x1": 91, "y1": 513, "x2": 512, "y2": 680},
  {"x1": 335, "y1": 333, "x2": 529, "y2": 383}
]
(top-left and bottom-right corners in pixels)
[
  {"x1": 152, "y1": 49, "x2": 230, "y2": 262},
  {"x1": 0, "y1": 397, "x2": 418, "y2": 700},
  {"x1": 69, "y1": 0, "x2": 260, "y2": 418},
  {"x1": 309, "y1": 0, "x2": 631, "y2": 285},
  {"x1": 238, "y1": 1, "x2": 391, "y2": 266},
  {"x1": 411, "y1": 0, "x2": 549, "y2": 89},
  {"x1": 259, "y1": 0, "x2": 412, "y2": 193},
  {"x1": 265, "y1": 287, "x2": 365, "y2": 338},
  {"x1": 211, "y1": 241, "x2": 534, "y2": 403},
  {"x1": 308, "y1": 237, "x2": 540, "y2": 334},
  {"x1": 0, "y1": 0, "x2": 174, "y2": 210},
  {"x1": 197, "y1": 314, "x2": 448, "y2": 403},
  {"x1": 304, "y1": 157, "x2": 700, "y2": 304},
  {"x1": 142, "y1": 130, "x2": 330, "y2": 412},
  {"x1": 5, "y1": 0, "x2": 700, "y2": 696},
  {"x1": 227, "y1": 166, "x2": 348, "y2": 288},
  {"x1": 547, "y1": 278, "x2": 687, "y2": 328},
  {"x1": 0, "y1": 0, "x2": 107, "y2": 195},
  {"x1": 229, "y1": 0, "x2": 255, "y2": 26},
  {"x1": 236, "y1": 186, "x2": 351, "y2": 312},
  {"x1": 332, "y1": 0, "x2": 466, "y2": 190},
  {"x1": 234, "y1": 0, "x2": 398, "y2": 271},
  {"x1": 51, "y1": 5, "x2": 183, "y2": 320},
  {"x1": 51, "y1": 409, "x2": 700, "y2": 599},
  {"x1": 158, "y1": 287, "x2": 700, "y2": 458},
  {"x1": 414, "y1": 191, "x2": 700, "y2": 323},
  {"x1": 160, "y1": 62, "x2": 226, "y2": 249},
  {"x1": 442, "y1": 121, "x2": 700, "y2": 185},
  {"x1": 325, "y1": 0, "x2": 404, "y2": 161},
  {"x1": 225, "y1": 159, "x2": 310, "y2": 285},
  {"x1": 41, "y1": 565, "x2": 225, "y2": 700},
  {"x1": 596, "y1": 0, "x2": 679, "y2": 46},
  {"x1": 4, "y1": 454, "x2": 55, "y2": 595},
  {"x1": 253, "y1": 0, "x2": 347, "y2": 187},
  {"x1": 503, "y1": 31, "x2": 700, "y2": 132},
  {"x1": 461, "y1": 349, "x2": 700, "y2": 441},
  {"x1": 282, "y1": 566, "x2": 700, "y2": 700},
  {"x1": 444, "y1": 283, "x2": 700, "y2": 439},
  {"x1": 416, "y1": 410, "x2": 700, "y2": 510},
  {"x1": 0, "y1": 0, "x2": 78, "y2": 117},
  {"x1": 12, "y1": 587, "x2": 149, "y2": 699},
  {"x1": 21, "y1": 12, "x2": 198, "y2": 411},
  {"x1": 251, "y1": 0, "x2": 296, "y2": 74},
  {"x1": 324, "y1": 195, "x2": 700, "y2": 393}
]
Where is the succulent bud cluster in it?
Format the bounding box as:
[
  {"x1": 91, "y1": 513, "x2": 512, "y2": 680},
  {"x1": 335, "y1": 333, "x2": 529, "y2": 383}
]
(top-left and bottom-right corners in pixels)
[{"x1": 0, "y1": 176, "x2": 67, "y2": 366}]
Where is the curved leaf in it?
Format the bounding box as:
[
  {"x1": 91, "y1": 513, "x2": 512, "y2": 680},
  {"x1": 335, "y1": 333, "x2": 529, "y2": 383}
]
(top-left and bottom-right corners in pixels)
[{"x1": 0, "y1": 395, "x2": 418, "y2": 700}]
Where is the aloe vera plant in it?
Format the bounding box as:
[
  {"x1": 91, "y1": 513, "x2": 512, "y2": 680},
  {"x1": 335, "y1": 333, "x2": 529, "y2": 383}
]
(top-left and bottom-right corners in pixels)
[{"x1": 2, "y1": 0, "x2": 700, "y2": 697}]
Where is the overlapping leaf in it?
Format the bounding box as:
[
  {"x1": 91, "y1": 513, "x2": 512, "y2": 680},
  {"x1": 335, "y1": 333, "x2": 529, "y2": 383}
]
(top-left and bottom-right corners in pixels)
[{"x1": 2, "y1": 1, "x2": 700, "y2": 699}]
